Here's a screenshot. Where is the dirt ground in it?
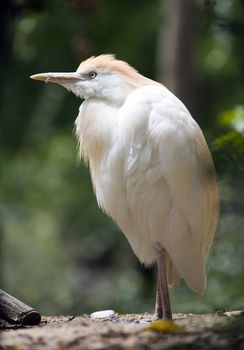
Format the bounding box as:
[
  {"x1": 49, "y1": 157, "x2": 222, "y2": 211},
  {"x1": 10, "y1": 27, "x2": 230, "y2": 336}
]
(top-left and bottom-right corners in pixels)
[{"x1": 1, "y1": 311, "x2": 244, "y2": 350}]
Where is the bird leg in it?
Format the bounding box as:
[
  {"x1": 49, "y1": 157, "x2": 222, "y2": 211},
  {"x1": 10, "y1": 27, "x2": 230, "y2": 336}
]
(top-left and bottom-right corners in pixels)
[
  {"x1": 154, "y1": 273, "x2": 163, "y2": 319},
  {"x1": 154, "y1": 243, "x2": 172, "y2": 320}
]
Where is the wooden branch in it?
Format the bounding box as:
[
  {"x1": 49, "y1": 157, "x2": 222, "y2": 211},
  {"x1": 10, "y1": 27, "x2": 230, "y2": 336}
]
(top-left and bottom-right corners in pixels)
[{"x1": 0, "y1": 289, "x2": 41, "y2": 325}]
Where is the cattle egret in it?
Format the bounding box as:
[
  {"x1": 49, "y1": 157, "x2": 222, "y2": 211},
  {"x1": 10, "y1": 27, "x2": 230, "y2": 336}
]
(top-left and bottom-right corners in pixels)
[{"x1": 31, "y1": 54, "x2": 219, "y2": 320}]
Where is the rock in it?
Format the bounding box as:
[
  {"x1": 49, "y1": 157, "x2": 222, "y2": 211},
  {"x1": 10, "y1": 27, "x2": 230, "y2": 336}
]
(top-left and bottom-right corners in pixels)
[{"x1": 90, "y1": 310, "x2": 115, "y2": 319}]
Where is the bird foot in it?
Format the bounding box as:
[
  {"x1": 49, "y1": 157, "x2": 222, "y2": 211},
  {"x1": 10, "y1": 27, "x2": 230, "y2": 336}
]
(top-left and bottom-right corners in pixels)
[{"x1": 153, "y1": 312, "x2": 172, "y2": 321}]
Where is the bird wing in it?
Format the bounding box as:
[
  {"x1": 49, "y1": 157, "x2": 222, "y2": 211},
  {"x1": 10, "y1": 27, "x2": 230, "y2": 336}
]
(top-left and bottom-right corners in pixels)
[{"x1": 118, "y1": 85, "x2": 219, "y2": 293}]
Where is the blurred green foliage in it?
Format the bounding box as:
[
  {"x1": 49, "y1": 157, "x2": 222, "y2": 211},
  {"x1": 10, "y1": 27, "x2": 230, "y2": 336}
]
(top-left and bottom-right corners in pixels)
[{"x1": 0, "y1": 0, "x2": 243, "y2": 315}]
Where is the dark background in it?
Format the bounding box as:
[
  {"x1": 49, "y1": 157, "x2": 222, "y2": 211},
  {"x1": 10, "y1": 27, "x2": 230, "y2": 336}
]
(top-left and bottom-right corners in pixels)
[{"x1": 0, "y1": 0, "x2": 244, "y2": 315}]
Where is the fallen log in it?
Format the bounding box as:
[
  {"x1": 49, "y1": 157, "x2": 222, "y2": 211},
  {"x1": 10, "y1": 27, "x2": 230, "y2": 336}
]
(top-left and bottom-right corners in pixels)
[{"x1": 0, "y1": 289, "x2": 41, "y2": 325}]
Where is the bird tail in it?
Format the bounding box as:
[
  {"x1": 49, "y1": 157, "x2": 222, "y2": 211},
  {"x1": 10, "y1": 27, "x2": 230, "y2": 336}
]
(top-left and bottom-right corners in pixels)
[
  {"x1": 165, "y1": 248, "x2": 206, "y2": 295},
  {"x1": 165, "y1": 251, "x2": 181, "y2": 287}
]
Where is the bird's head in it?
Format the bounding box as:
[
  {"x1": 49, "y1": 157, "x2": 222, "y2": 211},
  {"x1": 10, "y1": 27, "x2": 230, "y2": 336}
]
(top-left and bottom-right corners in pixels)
[{"x1": 31, "y1": 54, "x2": 149, "y2": 105}]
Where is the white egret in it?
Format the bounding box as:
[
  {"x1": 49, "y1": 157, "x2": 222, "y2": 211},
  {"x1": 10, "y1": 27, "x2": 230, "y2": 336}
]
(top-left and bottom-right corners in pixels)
[{"x1": 31, "y1": 54, "x2": 219, "y2": 320}]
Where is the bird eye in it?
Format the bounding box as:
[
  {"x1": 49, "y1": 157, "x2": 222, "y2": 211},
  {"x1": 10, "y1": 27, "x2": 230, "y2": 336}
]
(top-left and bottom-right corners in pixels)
[{"x1": 88, "y1": 71, "x2": 97, "y2": 79}]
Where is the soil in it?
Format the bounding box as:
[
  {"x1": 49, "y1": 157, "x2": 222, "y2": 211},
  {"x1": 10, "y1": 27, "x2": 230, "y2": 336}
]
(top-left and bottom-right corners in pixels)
[{"x1": 1, "y1": 311, "x2": 244, "y2": 349}]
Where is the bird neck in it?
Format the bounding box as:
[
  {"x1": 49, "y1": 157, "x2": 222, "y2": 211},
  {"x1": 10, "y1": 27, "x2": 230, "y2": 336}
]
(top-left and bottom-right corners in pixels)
[{"x1": 75, "y1": 98, "x2": 118, "y2": 183}]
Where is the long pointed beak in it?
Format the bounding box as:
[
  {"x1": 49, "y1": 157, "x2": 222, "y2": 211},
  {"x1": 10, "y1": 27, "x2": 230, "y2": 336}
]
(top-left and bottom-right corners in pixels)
[{"x1": 30, "y1": 72, "x2": 82, "y2": 84}]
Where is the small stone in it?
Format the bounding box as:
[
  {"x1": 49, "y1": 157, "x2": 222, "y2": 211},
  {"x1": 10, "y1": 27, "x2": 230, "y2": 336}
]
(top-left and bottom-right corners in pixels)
[
  {"x1": 139, "y1": 319, "x2": 152, "y2": 324},
  {"x1": 90, "y1": 310, "x2": 115, "y2": 319}
]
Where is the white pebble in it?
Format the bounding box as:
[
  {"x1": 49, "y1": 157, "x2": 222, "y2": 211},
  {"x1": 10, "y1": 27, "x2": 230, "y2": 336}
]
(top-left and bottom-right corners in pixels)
[{"x1": 90, "y1": 310, "x2": 115, "y2": 319}]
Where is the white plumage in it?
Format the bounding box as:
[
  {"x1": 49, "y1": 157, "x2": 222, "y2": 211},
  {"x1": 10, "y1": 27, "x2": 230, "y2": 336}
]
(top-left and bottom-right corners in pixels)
[{"x1": 31, "y1": 54, "x2": 219, "y2": 319}]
